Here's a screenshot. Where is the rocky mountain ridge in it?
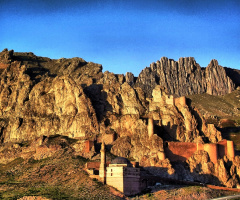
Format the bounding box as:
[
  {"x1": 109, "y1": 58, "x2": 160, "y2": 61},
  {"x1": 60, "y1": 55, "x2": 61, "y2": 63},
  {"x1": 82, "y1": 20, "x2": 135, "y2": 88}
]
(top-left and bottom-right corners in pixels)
[
  {"x1": 0, "y1": 48, "x2": 240, "y2": 189},
  {"x1": 1, "y1": 49, "x2": 239, "y2": 97},
  {"x1": 134, "y1": 57, "x2": 236, "y2": 97}
]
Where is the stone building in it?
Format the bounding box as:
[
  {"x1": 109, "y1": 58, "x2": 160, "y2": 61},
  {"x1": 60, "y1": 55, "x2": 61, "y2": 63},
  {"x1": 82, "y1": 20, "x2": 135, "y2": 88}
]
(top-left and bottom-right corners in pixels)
[
  {"x1": 87, "y1": 142, "x2": 146, "y2": 196},
  {"x1": 106, "y1": 157, "x2": 142, "y2": 196}
]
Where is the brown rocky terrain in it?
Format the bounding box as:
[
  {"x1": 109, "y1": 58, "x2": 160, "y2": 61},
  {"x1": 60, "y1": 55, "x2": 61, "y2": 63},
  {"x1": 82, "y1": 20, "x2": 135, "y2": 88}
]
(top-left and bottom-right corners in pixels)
[{"x1": 0, "y1": 48, "x2": 240, "y2": 198}]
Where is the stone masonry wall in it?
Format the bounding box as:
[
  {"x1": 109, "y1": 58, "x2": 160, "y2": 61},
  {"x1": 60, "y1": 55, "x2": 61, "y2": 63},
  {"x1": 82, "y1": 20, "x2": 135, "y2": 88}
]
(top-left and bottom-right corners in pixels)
[{"x1": 165, "y1": 140, "x2": 233, "y2": 163}]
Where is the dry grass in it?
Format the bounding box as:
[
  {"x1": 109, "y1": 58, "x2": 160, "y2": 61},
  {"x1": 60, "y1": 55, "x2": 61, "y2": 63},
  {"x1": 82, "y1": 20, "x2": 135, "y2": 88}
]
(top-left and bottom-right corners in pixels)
[
  {"x1": 130, "y1": 185, "x2": 238, "y2": 200},
  {"x1": 0, "y1": 148, "x2": 122, "y2": 200},
  {"x1": 187, "y1": 90, "x2": 240, "y2": 121}
]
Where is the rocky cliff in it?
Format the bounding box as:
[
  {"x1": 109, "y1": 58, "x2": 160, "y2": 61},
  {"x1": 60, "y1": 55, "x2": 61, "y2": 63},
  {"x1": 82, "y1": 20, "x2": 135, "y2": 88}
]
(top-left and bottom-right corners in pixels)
[
  {"x1": 0, "y1": 49, "x2": 101, "y2": 142},
  {"x1": 0, "y1": 48, "x2": 236, "y2": 148},
  {"x1": 135, "y1": 57, "x2": 235, "y2": 97},
  {"x1": 0, "y1": 49, "x2": 240, "y2": 189}
]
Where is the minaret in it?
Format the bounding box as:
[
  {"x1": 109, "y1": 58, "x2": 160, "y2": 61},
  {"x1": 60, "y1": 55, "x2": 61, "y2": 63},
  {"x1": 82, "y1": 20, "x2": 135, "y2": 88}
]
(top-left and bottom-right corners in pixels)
[{"x1": 99, "y1": 141, "x2": 106, "y2": 184}]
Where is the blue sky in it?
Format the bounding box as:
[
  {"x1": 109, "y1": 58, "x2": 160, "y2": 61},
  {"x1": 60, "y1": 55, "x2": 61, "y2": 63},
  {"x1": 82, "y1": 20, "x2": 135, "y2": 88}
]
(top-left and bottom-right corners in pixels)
[{"x1": 0, "y1": 0, "x2": 239, "y2": 75}]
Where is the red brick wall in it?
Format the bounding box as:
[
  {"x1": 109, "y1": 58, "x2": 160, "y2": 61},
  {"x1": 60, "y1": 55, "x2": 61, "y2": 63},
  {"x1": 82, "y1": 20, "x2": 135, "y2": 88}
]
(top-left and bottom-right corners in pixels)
[
  {"x1": 204, "y1": 143, "x2": 218, "y2": 163},
  {"x1": 86, "y1": 162, "x2": 101, "y2": 169},
  {"x1": 165, "y1": 140, "x2": 230, "y2": 163},
  {"x1": 227, "y1": 140, "x2": 235, "y2": 159}
]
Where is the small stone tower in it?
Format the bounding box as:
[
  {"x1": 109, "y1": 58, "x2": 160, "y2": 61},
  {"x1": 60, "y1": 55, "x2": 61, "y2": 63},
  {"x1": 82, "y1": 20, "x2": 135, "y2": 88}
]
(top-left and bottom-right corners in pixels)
[
  {"x1": 148, "y1": 118, "x2": 154, "y2": 138},
  {"x1": 227, "y1": 140, "x2": 235, "y2": 160},
  {"x1": 204, "y1": 143, "x2": 218, "y2": 164},
  {"x1": 99, "y1": 141, "x2": 106, "y2": 183}
]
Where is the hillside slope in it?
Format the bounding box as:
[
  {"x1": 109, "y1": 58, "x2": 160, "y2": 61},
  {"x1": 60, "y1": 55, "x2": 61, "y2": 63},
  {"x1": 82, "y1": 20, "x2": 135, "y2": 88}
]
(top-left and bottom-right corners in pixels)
[
  {"x1": 187, "y1": 89, "x2": 240, "y2": 121},
  {"x1": 0, "y1": 137, "x2": 122, "y2": 199}
]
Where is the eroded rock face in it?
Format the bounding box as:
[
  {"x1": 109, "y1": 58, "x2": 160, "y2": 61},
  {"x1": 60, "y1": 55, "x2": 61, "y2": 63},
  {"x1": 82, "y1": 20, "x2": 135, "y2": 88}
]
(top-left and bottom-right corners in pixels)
[
  {"x1": 1, "y1": 74, "x2": 99, "y2": 142},
  {"x1": 206, "y1": 60, "x2": 235, "y2": 96},
  {"x1": 0, "y1": 48, "x2": 13, "y2": 65},
  {"x1": 109, "y1": 114, "x2": 165, "y2": 165},
  {"x1": 125, "y1": 72, "x2": 134, "y2": 86},
  {"x1": 135, "y1": 57, "x2": 235, "y2": 97},
  {"x1": 84, "y1": 71, "x2": 146, "y2": 122},
  {"x1": 187, "y1": 151, "x2": 240, "y2": 187},
  {"x1": 0, "y1": 51, "x2": 99, "y2": 142},
  {"x1": 110, "y1": 130, "x2": 165, "y2": 168},
  {"x1": 191, "y1": 108, "x2": 222, "y2": 143},
  {"x1": 0, "y1": 49, "x2": 239, "y2": 188},
  {"x1": 0, "y1": 50, "x2": 234, "y2": 146}
]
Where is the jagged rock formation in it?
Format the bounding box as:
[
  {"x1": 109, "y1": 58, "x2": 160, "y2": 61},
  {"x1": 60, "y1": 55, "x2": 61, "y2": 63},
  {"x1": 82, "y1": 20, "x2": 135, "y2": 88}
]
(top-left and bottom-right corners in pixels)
[
  {"x1": 0, "y1": 48, "x2": 234, "y2": 145},
  {"x1": 206, "y1": 60, "x2": 235, "y2": 95},
  {"x1": 135, "y1": 57, "x2": 235, "y2": 97},
  {"x1": 125, "y1": 72, "x2": 135, "y2": 86},
  {"x1": 148, "y1": 86, "x2": 199, "y2": 142}
]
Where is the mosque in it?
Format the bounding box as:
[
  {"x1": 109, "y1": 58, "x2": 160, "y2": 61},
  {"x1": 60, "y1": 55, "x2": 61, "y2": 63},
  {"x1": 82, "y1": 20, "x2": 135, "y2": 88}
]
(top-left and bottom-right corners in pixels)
[{"x1": 86, "y1": 142, "x2": 148, "y2": 196}]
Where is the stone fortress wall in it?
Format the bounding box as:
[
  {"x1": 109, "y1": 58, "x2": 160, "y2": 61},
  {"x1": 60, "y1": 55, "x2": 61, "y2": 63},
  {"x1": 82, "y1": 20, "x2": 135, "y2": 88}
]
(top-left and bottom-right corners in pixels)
[{"x1": 164, "y1": 139, "x2": 235, "y2": 163}]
